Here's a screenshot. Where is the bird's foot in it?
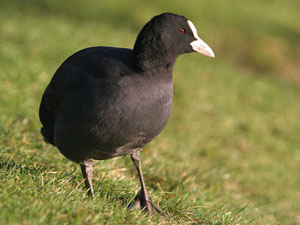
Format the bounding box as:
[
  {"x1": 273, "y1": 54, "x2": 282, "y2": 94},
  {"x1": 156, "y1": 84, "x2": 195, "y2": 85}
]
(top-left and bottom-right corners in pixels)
[{"x1": 128, "y1": 192, "x2": 166, "y2": 217}]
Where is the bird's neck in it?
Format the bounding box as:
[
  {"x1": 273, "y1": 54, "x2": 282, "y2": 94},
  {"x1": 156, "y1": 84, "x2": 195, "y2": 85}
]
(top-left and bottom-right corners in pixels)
[
  {"x1": 132, "y1": 29, "x2": 178, "y2": 74},
  {"x1": 133, "y1": 48, "x2": 177, "y2": 74}
]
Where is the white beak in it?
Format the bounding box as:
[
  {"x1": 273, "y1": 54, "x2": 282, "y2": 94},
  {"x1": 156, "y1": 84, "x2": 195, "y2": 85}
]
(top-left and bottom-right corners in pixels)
[{"x1": 188, "y1": 20, "x2": 215, "y2": 58}]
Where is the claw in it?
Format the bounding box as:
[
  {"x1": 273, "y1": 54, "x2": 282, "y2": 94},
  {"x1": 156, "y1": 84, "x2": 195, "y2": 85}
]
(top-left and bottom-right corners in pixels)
[{"x1": 128, "y1": 192, "x2": 166, "y2": 217}]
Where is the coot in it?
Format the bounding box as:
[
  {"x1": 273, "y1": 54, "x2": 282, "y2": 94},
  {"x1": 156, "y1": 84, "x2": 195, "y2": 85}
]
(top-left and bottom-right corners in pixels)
[{"x1": 39, "y1": 12, "x2": 214, "y2": 214}]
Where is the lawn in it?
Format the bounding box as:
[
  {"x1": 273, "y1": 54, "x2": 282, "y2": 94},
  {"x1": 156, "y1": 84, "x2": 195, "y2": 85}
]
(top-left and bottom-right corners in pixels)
[{"x1": 0, "y1": 0, "x2": 300, "y2": 224}]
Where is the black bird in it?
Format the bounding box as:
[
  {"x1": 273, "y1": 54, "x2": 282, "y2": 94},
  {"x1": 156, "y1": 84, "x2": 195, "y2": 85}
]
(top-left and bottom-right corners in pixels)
[{"x1": 39, "y1": 12, "x2": 214, "y2": 214}]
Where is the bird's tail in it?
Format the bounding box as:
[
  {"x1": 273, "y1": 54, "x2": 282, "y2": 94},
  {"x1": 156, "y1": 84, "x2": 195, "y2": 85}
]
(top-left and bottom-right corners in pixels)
[{"x1": 41, "y1": 127, "x2": 55, "y2": 146}]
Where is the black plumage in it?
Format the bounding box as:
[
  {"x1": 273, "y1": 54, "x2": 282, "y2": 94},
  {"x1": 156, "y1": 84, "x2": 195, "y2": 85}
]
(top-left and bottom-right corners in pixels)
[{"x1": 39, "y1": 12, "x2": 214, "y2": 214}]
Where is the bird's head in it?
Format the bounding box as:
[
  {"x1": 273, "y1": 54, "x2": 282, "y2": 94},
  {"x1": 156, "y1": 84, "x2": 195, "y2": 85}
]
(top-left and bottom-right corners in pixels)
[{"x1": 133, "y1": 13, "x2": 215, "y2": 69}]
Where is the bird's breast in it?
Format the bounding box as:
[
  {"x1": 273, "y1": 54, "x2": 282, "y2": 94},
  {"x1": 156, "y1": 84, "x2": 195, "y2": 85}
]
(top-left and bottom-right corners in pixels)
[
  {"x1": 92, "y1": 75, "x2": 174, "y2": 145},
  {"x1": 54, "y1": 74, "x2": 173, "y2": 161}
]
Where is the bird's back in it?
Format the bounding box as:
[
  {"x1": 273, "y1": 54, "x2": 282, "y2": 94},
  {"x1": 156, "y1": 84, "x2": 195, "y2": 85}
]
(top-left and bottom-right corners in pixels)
[{"x1": 39, "y1": 47, "x2": 135, "y2": 145}]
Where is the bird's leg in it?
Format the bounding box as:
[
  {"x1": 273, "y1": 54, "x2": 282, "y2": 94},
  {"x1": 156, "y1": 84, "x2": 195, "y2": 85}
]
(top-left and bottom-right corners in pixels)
[
  {"x1": 80, "y1": 162, "x2": 94, "y2": 198},
  {"x1": 131, "y1": 151, "x2": 153, "y2": 214},
  {"x1": 130, "y1": 151, "x2": 165, "y2": 216}
]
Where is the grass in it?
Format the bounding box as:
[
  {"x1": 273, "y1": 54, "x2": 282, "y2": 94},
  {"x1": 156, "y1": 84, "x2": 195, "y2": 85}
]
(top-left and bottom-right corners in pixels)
[{"x1": 0, "y1": 0, "x2": 300, "y2": 224}]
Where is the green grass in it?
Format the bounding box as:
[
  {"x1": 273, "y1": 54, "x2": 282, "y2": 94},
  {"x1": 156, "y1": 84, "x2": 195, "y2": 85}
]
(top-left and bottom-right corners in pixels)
[{"x1": 1, "y1": 0, "x2": 300, "y2": 224}]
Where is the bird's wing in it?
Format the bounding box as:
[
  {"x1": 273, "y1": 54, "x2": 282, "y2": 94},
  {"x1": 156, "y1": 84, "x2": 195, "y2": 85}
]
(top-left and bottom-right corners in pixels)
[{"x1": 39, "y1": 47, "x2": 134, "y2": 145}]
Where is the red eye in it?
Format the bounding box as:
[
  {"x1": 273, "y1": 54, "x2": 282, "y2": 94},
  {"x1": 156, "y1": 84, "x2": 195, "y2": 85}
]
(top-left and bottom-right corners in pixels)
[{"x1": 179, "y1": 28, "x2": 185, "y2": 34}]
